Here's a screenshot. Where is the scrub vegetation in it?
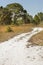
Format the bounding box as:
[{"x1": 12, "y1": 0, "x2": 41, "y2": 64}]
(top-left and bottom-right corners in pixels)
[{"x1": 0, "y1": 3, "x2": 43, "y2": 42}]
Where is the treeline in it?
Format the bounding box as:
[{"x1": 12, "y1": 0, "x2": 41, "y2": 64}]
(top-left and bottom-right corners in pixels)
[{"x1": 0, "y1": 3, "x2": 43, "y2": 25}]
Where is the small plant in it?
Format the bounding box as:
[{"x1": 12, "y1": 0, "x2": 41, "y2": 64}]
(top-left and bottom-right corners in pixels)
[{"x1": 6, "y1": 26, "x2": 12, "y2": 32}]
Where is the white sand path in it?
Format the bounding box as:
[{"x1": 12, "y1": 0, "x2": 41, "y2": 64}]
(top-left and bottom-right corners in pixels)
[{"x1": 0, "y1": 27, "x2": 43, "y2": 65}]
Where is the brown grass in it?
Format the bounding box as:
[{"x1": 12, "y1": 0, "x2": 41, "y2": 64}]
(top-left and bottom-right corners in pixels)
[
  {"x1": 29, "y1": 31, "x2": 43, "y2": 46},
  {"x1": 0, "y1": 24, "x2": 34, "y2": 42},
  {"x1": 37, "y1": 22, "x2": 43, "y2": 27}
]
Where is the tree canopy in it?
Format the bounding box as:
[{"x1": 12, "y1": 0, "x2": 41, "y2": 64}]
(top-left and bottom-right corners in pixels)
[
  {"x1": 0, "y1": 3, "x2": 43, "y2": 25},
  {"x1": 6, "y1": 3, "x2": 23, "y2": 13},
  {"x1": 33, "y1": 15, "x2": 40, "y2": 25}
]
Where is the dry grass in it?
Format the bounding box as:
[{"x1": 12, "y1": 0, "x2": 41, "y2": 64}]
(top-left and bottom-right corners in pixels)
[
  {"x1": 38, "y1": 22, "x2": 43, "y2": 27},
  {"x1": 0, "y1": 24, "x2": 34, "y2": 42},
  {"x1": 29, "y1": 31, "x2": 43, "y2": 46}
]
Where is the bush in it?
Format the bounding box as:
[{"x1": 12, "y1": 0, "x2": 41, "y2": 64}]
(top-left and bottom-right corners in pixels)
[
  {"x1": 33, "y1": 15, "x2": 40, "y2": 25},
  {"x1": 6, "y1": 26, "x2": 12, "y2": 32},
  {"x1": 15, "y1": 18, "x2": 24, "y2": 25}
]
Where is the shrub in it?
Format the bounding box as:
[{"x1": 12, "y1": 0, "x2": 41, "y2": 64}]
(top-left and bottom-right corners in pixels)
[
  {"x1": 15, "y1": 17, "x2": 24, "y2": 25},
  {"x1": 6, "y1": 26, "x2": 12, "y2": 32},
  {"x1": 33, "y1": 15, "x2": 40, "y2": 25}
]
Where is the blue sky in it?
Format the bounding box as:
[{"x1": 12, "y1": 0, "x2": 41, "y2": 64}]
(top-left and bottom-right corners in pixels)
[{"x1": 0, "y1": 0, "x2": 43, "y2": 16}]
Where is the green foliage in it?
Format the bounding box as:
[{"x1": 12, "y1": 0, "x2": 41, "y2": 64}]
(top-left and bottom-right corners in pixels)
[
  {"x1": 0, "y1": 3, "x2": 43, "y2": 26},
  {"x1": 27, "y1": 15, "x2": 33, "y2": 23},
  {"x1": 38, "y1": 12, "x2": 43, "y2": 21},
  {"x1": 0, "y1": 8, "x2": 12, "y2": 25},
  {"x1": 6, "y1": 26, "x2": 12, "y2": 32},
  {"x1": 6, "y1": 3, "x2": 23, "y2": 13},
  {"x1": 33, "y1": 15, "x2": 40, "y2": 25},
  {"x1": 16, "y1": 17, "x2": 24, "y2": 25},
  {"x1": 23, "y1": 10, "x2": 27, "y2": 13},
  {"x1": 0, "y1": 3, "x2": 34, "y2": 25}
]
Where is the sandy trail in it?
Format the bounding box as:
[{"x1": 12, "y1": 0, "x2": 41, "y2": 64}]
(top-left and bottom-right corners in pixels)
[{"x1": 0, "y1": 27, "x2": 43, "y2": 65}]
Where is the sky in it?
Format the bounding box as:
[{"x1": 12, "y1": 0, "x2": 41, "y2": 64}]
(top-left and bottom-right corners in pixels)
[{"x1": 0, "y1": 0, "x2": 43, "y2": 16}]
